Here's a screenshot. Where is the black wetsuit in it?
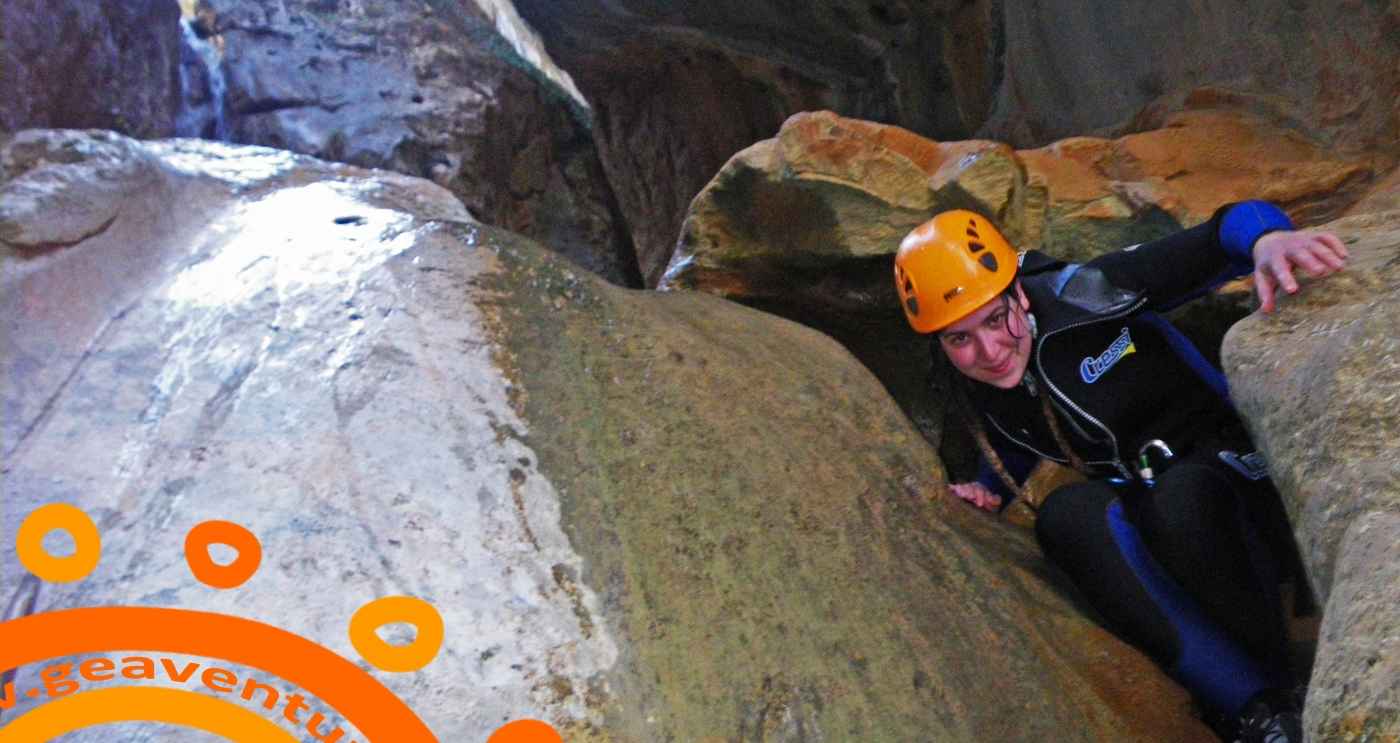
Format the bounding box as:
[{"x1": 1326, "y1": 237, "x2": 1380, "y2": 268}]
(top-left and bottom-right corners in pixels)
[{"x1": 967, "y1": 200, "x2": 1300, "y2": 714}]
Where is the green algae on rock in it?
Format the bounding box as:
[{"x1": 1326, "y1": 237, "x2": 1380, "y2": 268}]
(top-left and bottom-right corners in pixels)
[{"x1": 483, "y1": 225, "x2": 1214, "y2": 742}]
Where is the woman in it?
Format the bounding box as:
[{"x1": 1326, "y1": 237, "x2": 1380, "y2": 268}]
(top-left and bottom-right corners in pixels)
[{"x1": 893, "y1": 203, "x2": 1347, "y2": 743}]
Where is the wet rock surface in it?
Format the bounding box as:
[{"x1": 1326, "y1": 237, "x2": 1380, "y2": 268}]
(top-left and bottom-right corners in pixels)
[
  {"x1": 1, "y1": 130, "x2": 1216, "y2": 741},
  {"x1": 1223, "y1": 196, "x2": 1400, "y2": 742},
  {"x1": 204, "y1": 0, "x2": 641, "y2": 286},
  {"x1": 0, "y1": 0, "x2": 184, "y2": 138}
]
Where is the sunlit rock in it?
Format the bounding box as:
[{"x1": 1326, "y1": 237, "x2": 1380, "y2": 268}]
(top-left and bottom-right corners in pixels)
[
  {"x1": 201, "y1": 0, "x2": 640, "y2": 286},
  {"x1": 1223, "y1": 191, "x2": 1400, "y2": 742},
  {"x1": 1, "y1": 130, "x2": 1215, "y2": 741}
]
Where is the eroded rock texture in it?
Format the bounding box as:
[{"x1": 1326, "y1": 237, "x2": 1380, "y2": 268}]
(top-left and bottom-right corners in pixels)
[
  {"x1": 662, "y1": 109, "x2": 1372, "y2": 475},
  {"x1": 1224, "y1": 195, "x2": 1400, "y2": 743},
  {"x1": 1, "y1": 130, "x2": 1216, "y2": 742},
  {"x1": 204, "y1": 0, "x2": 641, "y2": 286},
  {"x1": 0, "y1": 0, "x2": 183, "y2": 137},
  {"x1": 984, "y1": 0, "x2": 1400, "y2": 152},
  {"x1": 514, "y1": 0, "x2": 996, "y2": 286}
]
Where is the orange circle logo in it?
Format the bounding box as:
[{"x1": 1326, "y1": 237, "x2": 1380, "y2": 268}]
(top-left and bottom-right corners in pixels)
[
  {"x1": 14, "y1": 504, "x2": 101, "y2": 583},
  {"x1": 185, "y1": 520, "x2": 262, "y2": 589},
  {"x1": 3, "y1": 506, "x2": 561, "y2": 743}
]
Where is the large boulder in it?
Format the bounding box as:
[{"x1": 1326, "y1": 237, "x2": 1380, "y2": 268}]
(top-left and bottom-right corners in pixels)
[
  {"x1": 202, "y1": 0, "x2": 641, "y2": 286},
  {"x1": 1222, "y1": 191, "x2": 1400, "y2": 742},
  {"x1": 660, "y1": 109, "x2": 1372, "y2": 475},
  {"x1": 513, "y1": 0, "x2": 996, "y2": 287},
  {"x1": 0, "y1": 0, "x2": 183, "y2": 138},
  {"x1": 0, "y1": 129, "x2": 1215, "y2": 741}
]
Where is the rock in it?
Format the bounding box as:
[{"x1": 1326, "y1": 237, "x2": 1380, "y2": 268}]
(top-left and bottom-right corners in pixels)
[
  {"x1": 666, "y1": 111, "x2": 1033, "y2": 285},
  {"x1": 513, "y1": 0, "x2": 998, "y2": 286},
  {"x1": 0, "y1": 0, "x2": 184, "y2": 138},
  {"x1": 982, "y1": 1, "x2": 1400, "y2": 154},
  {"x1": 507, "y1": 0, "x2": 1400, "y2": 282},
  {"x1": 1, "y1": 130, "x2": 1214, "y2": 741},
  {"x1": 1020, "y1": 107, "x2": 1375, "y2": 263},
  {"x1": 1223, "y1": 199, "x2": 1400, "y2": 742},
  {"x1": 204, "y1": 0, "x2": 641, "y2": 286},
  {"x1": 660, "y1": 110, "x2": 1370, "y2": 474},
  {"x1": 0, "y1": 130, "x2": 178, "y2": 251},
  {"x1": 659, "y1": 111, "x2": 1036, "y2": 467}
]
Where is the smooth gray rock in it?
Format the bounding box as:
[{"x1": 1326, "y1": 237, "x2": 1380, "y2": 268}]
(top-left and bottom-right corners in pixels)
[
  {"x1": 1, "y1": 131, "x2": 617, "y2": 740},
  {"x1": 205, "y1": 0, "x2": 641, "y2": 287},
  {"x1": 982, "y1": 0, "x2": 1400, "y2": 152}
]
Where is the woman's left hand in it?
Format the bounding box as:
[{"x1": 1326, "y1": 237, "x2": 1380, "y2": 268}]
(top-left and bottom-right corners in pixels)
[{"x1": 1252, "y1": 230, "x2": 1349, "y2": 313}]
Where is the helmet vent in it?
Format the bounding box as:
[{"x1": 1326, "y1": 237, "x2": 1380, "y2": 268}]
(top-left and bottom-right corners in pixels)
[
  {"x1": 905, "y1": 296, "x2": 920, "y2": 316},
  {"x1": 968, "y1": 241, "x2": 985, "y2": 253},
  {"x1": 979, "y1": 253, "x2": 999, "y2": 272},
  {"x1": 966, "y1": 227, "x2": 980, "y2": 238}
]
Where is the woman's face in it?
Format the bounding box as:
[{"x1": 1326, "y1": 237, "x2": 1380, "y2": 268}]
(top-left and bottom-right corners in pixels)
[{"x1": 938, "y1": 283, "x2": 1033, "y2": 389}]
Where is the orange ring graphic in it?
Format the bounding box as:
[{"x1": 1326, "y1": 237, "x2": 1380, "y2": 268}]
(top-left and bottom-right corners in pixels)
[
  {"x1": 348, "y1": 596, "x2": 444, "y2": 673},
  {"x1": 185, "y1": 520, "x2": 262, "y2": 589},
  {"x1": 487, "y1": 718, "x2": 565, "y2": 743},
  {"x1": 0, "y1": 686, "x2": 299, "y2": 743},
  {"x1": 14, "y1": 504, "x2": 100, "y2": 583},
  {"x1": 0, "y1": 607, "x2": 436, "y2": 742}
]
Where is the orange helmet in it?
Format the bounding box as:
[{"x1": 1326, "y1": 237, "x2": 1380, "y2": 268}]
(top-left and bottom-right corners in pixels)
[{"x1": 894, "y1": 210, "x2": 1019, "y2": 333}]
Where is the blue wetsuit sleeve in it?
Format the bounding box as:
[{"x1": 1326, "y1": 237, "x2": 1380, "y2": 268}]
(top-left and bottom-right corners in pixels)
[
  {"x1": 1219, "y1": 199, "x2": 1294, "y2": 267},
  {"x1": 1088, "y1": 200, "x2": 1294, "y2": 310}
]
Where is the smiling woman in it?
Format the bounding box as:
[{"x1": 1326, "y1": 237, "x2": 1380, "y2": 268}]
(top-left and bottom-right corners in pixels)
[
  {"x1": 897, "y1": 201, "x2": 1348, "y2": 743},
  {"x1": 937, "y1": 287, "x2": 1034, "y2": 389}
]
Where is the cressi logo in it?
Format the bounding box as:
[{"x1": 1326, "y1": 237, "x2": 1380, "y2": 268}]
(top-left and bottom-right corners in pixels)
[
  {"x1": 1080, "y1": 327, "x2": 1136, "y2": 384},
  {"x1": 0, "y1": 503, "x2": 561, "y2": 743}
]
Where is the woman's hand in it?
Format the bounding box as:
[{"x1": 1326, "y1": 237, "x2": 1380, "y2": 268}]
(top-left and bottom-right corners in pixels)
[
  {"x1": 1252, "y1": 230, "x2": 1349, "y2": 313},
  {"x1": 949, "y1": 482, "x2": 1003, "y2": 512}
]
